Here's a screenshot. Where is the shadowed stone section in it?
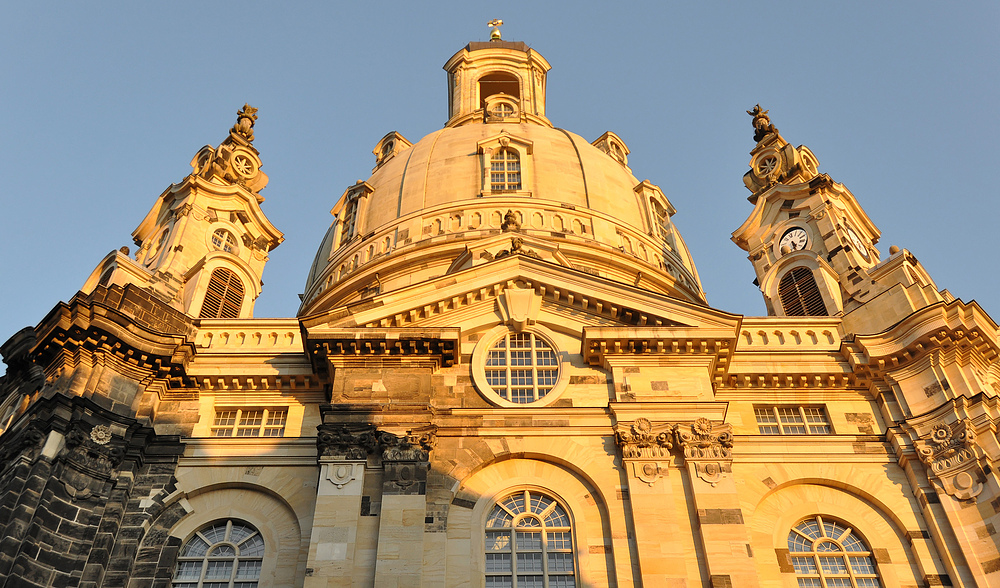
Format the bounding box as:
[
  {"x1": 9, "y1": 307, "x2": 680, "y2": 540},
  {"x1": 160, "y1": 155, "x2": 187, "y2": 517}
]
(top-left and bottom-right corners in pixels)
[
  {"x1": 697, "y1": 508, "x2": 744, "y2": 525},
  {"x1": 86, "y1": 284, "x2": 191, "y2": 336},
  {"x1": 774, "y1": 548, "x2": 793, "y2": 572},
  {"x1": 0, "y1": 395, "x2": 183, "y2": 588}
]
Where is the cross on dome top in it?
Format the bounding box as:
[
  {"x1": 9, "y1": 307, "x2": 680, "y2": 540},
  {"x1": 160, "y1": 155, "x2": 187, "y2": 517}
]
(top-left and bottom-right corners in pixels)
[{"x1": 488, "y1": 19, "x2": 503, "y2": 40}]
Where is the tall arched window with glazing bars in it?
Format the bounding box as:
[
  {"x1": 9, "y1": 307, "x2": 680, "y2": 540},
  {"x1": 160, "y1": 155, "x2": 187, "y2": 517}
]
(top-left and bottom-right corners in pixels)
[
  {"x1": 490, "y1": 148, "x2": 521, "y2": 192},
  {"x1": 173, "y1": 519, "x2": 264, "y2": 587},
  {"x1": 484, "y1": 490, "x2": 575, "y2": 587},
  {"x1": 788, "y1": 515, "x2": 882, "y2": 587}
]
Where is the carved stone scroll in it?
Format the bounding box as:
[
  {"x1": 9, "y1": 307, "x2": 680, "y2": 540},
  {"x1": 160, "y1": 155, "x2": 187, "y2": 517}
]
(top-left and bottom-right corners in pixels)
[{"x1": 914, "y1": 419, "x2": 984, "y2": 500}]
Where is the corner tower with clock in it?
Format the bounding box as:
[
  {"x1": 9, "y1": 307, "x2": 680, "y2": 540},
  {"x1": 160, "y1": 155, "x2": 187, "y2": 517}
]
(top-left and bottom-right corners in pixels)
[
  {"x1": 731, "y1": 106, "x2": 886, "y2": 317},
  {"x1": 79, "y1": 104, "x2": 284, "y2": 319}
]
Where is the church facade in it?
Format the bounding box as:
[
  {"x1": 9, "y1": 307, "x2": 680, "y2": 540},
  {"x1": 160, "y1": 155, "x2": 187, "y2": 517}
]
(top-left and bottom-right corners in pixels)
[{"x1": 2, "y1": 32, "x2": 999, "y2": 588}]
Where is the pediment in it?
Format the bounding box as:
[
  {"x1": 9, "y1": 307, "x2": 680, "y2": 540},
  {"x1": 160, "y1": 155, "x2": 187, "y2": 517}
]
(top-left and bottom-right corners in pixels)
[{"x1": 300, "y1": 253, "x2": 740, "y2": 336}]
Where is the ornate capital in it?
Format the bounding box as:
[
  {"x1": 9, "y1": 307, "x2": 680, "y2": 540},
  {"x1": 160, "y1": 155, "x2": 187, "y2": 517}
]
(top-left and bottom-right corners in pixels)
[
  {"x1": 676, "y1": 418, "x2": 733, "y2": 460},
  {"x1": 380, "y1": 427, "x2": 436, "y2": 462},
  {"x1": 675, "y1": 418, "x2": 734, "y2": 487},
  {"x1": 615, "y1": 418, "x2": 673, "y2": 459},
  {"x1": 317, "y1": 424, "x2": 378, "y2": 460},
  {"x1": 915, "y1": 419, "x2": 983, "y2": 500}
]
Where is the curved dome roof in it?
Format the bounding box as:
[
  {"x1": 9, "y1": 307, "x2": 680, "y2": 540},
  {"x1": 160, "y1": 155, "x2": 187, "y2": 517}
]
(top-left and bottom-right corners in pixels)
[{"x1": 299, "y1": 42, "x2": 703, "y2": 316}]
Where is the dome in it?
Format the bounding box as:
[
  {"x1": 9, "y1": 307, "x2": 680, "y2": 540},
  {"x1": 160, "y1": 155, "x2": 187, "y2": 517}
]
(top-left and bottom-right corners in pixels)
[{"x1": 299, "y1": 41, "x2": 703, "y2": 316}]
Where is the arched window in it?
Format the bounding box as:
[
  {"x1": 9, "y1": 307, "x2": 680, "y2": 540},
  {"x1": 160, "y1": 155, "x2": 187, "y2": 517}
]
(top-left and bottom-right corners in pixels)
[
  {"x1": 650, "y1": 200, "x2": 671, "y2": 240},
  {"x1": 484, "y1": 332, "x2": 559, "y2": 404},
  {"x1": 212, "y1": 229, "x2": 239, "y2": 254},
  {"x1": 778, "y1": 267, "x2": 828, "y2": 316},
  {"x1": 479, "y1": 72, "x2": 520, "y2": 107},
  {"x1": 339, "y1": 197, "x2": 359, "y2": 247},
  {"x1": 200, "y1": 268, "x2": 244, "y2": 319},
  {"x1": 173, "y1": 520, "x2": 264, "y2": 587},
  {"x1": 491, "y1": 148, "x2": 521, "y2": 192},
  {"x1": 485, "y1": 490, "x2": 575, "y2": 588},
  {"x1": 788, "y1": 516, "x2": 881, "y2": 587},
  {"x1": 146, "y1": 228, "x2": 169, "y2": 266}
]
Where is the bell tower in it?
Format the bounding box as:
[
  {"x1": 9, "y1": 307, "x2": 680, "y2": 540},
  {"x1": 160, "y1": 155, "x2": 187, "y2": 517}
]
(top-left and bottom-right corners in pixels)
[
  {"x1": 81, "y1": 105, "x2": 283, "y2": 319},
  {"x1": 731, "y1": 106, "x2": 883, "y2": 317}
]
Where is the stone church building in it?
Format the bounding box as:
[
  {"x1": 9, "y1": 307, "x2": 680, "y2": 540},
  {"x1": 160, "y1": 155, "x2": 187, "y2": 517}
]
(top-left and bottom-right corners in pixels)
[{"x1": 2, "y1": 30, "x2": 999, "y2": 588}]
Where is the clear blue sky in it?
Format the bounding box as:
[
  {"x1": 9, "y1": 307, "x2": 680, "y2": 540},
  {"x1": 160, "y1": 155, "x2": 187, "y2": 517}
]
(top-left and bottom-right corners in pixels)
[{"x1": 2, "y1": 2, "x2": 998, "y2": 366}]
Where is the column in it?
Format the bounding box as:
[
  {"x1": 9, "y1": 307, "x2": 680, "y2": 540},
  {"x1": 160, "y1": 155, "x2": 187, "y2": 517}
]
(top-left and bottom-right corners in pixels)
[{"x1": 915, "y1": 418, "x2": 1000, "y2": 587}]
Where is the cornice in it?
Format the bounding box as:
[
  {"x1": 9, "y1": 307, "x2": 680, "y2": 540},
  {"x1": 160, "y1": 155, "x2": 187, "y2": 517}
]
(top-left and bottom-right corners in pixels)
[
  {"x1": 582, "y1": 326, "x2": 738, "y2": 385},
  {"x1": 303, "y1": 327, "x2": 461, "y2": 375},
  {"x1": 851, "y1": 300, "x2": 999, "y2": 376}
]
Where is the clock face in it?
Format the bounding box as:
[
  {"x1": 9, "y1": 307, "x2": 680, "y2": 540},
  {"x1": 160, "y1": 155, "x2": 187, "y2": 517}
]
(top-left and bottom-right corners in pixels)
[
  {"x1": 779, "y1": 227, "x2": 808, "y2": 254},
  {"x1": 847, "y1": 228, "x2": 870, "y2": 261}
]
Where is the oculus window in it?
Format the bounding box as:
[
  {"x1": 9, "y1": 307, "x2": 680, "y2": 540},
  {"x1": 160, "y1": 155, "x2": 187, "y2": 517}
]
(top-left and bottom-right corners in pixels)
[
  {"x1": 212, "y1": 228, "x2": 239, "y2": 254},
  {"x1": 483, "y1": 332, "x2": 559, "y2": 404}
]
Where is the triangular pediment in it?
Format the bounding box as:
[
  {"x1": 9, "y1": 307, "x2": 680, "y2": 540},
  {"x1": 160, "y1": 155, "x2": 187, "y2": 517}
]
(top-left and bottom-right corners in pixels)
[{"x1": 299, "y1": 254, "x2": 739, "y2": 335}]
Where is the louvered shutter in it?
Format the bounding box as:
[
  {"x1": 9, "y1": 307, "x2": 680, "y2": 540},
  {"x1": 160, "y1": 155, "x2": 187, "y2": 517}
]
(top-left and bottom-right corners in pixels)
[
  {"x1": 199, "y1": 268, "x2": 245, "y2": 319},
  {"x1": 778, "y1": 267, "x2": 828, "y2": 317}
]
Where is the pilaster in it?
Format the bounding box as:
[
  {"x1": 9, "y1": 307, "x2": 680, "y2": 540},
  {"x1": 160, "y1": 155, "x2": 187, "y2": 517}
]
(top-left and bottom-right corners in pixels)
[
  {"x1": 675, "y1": 418, "x2": 759, "y2": 588},
  {"x1": 372, "y1": 429, "x2": 435, "y2": 588},
  {"x1": 914, "y1": 418, "x2": 1000, "y2": 586},
  {"x1": 306, "y1": 424, "x2": 378, "y2": 587},
  {"x1": 614, "y1": 418, "x2": 692, "y2": 585}
]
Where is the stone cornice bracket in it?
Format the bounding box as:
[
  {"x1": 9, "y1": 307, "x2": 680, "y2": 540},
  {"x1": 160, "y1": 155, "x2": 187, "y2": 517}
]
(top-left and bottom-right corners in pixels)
[
  {"x1": 914, "y1": 418, "x2": 984, "y2": 500},
  {"x1": 316, "y1": 423, "x2": 379, "y2": 460},
  {"x1": 614, "y1": 418, "x2": 674, "y2": 486},
  {"x1": 675, "y1": 418, "x2": 734, "y2": 487}
]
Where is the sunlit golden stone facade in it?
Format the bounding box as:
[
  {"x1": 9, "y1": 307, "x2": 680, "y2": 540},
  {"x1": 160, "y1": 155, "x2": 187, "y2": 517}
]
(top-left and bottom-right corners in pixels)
[{"x1": 2, "y1": 34, "x2": 1000, "y2": 588}]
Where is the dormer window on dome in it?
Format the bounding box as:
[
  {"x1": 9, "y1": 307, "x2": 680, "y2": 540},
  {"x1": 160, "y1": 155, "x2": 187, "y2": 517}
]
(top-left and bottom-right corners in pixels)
[{"x1": 490, "y1": 148, "x2": 521, "y2": 192}]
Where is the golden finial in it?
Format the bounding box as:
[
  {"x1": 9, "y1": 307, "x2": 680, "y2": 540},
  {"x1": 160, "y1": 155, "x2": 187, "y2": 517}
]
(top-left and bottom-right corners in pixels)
[{"x1": 488, "y1": 19, "x2": 503, "y2": 41}]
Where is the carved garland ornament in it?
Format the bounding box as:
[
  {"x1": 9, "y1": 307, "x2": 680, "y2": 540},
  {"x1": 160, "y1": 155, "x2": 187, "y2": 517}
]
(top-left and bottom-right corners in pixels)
[{"x1": 914, "y1": 419, "x2": 983, "y2": 500}]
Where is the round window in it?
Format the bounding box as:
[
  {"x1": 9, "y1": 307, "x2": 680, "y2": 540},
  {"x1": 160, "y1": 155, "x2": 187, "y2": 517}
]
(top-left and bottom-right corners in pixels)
[
  {"x1": 472, "y1": 327, "x2": 567, "y2": 407},
  {"x1": 212, "y1": 228, "x2": 239, "y2": 254}
]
